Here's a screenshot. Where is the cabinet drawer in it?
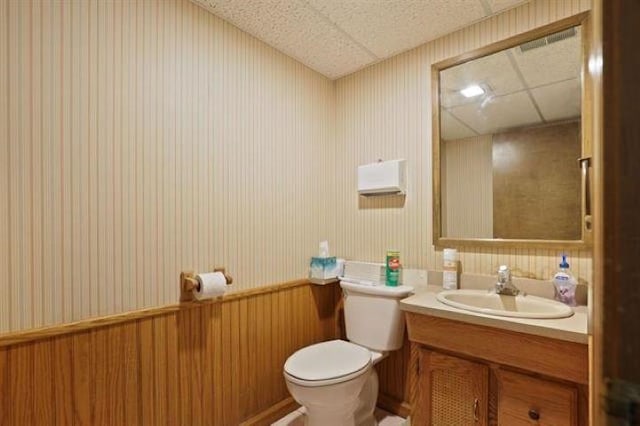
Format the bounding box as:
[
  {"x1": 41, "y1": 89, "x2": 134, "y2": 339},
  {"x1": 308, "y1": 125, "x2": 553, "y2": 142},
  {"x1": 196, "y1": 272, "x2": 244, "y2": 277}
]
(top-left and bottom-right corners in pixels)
[{"x1": 497, "y1": 369, "x2": 578, "y2": 426}]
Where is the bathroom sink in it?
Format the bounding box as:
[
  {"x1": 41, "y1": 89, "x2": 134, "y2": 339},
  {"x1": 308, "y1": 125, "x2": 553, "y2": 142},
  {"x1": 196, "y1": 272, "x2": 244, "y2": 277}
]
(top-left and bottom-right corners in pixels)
[{"x1": 436, "y1": 289, "x2": 573, "y2": 319}]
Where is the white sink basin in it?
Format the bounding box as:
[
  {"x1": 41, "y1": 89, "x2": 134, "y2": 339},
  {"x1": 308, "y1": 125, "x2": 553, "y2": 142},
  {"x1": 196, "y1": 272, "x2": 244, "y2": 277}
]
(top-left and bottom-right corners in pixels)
[{"x1": 436, "y1": 289, "x2": 573, "y2": 319}]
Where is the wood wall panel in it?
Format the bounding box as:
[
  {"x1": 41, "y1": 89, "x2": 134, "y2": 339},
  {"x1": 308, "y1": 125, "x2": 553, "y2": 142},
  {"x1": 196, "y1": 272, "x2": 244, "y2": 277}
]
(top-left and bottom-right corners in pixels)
[
  {"x1": 0, "y1": 282, "x2": 340, "y2": 426},
  {"x1": 71, "y1": 331, "x2": 93, "y2": 425},
  {"x1": 33, "y1": 339, "x2": 55, "y2": 424},
  {"x1": 493, "y1": 121, "x2": 582, "y2": 240},
  {"x1": 332, "y1": 0, "x2": 592, "y2": 284},
  {"x1": 0, "y1": 0, "x2": 336, "y2": 334},
  {"x1": 52, "y1": 335, "x2": 74, "y2": 425},
  {"x1": 376, "y1": 336, "x2": 413, "y2": 416},
  {"x1": 0, "y1": 348, "x2": 7, "y2": 425},
  {"x1": 9, "y1": 343, "x2": 34, "y2": 425}
]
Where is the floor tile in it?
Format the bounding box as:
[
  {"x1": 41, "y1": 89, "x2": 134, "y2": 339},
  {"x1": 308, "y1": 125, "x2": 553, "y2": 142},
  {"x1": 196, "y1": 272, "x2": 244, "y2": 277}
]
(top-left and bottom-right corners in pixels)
[
  {"x1": 271, "y1": 408, "x2": 305, "y2": 426},
  {"x1": 375, "y1": 408, "x2": 406, "y2": 426},
  {"x1": 271, "y1": 407, "x2": 406, "y2": 426}
]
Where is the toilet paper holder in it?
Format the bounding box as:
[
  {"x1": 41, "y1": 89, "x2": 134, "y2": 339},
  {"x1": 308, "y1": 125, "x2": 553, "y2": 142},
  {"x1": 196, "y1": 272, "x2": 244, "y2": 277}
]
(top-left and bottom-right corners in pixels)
[{"x1": 181, "y1": 267, "x2": 233, "y2": 293}]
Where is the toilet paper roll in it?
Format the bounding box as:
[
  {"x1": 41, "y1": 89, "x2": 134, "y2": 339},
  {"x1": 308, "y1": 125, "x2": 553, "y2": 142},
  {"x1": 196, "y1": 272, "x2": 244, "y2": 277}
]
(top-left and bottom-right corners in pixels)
[{"x1": 193, "y1": 272, "x2": 228, "y2": 300}]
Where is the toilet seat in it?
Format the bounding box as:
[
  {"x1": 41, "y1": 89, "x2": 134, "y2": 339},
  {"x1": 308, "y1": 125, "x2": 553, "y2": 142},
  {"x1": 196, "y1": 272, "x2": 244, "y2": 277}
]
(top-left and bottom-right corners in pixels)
[{"x1": 284, "y1": 340, "x2": 372, "y2": 387}]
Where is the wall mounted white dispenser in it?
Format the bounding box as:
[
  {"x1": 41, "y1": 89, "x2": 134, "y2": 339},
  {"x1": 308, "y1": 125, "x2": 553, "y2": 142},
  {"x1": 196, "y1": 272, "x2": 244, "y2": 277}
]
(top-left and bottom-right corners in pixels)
[{"x1": 357, "y1": 159, "x2": 406, "y2": 196}]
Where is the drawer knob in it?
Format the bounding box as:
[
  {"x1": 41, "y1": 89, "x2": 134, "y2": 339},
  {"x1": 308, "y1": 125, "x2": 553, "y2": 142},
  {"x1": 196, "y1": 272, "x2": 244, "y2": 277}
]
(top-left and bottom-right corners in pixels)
[{"x1": 528, "y1": 409, "x2": 540, "y2": 420}]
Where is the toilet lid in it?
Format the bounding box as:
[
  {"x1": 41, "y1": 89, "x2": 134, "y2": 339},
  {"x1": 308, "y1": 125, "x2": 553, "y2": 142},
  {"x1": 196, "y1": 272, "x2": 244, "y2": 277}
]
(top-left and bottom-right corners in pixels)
[{"x1": 284, "y1": 340, "x2": 371, "y2": 381}]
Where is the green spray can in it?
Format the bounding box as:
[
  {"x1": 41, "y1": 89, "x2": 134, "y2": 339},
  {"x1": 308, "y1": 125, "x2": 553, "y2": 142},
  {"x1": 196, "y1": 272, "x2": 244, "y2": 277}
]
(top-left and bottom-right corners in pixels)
[{"x1": 386, "y1": 250, "x2": 401, "y2": 287}]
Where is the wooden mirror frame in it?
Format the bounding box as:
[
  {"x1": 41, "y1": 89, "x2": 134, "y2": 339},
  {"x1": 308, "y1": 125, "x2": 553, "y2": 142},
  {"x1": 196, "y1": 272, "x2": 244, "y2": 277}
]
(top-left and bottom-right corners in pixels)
[{"x1": 432, "y1": 11, "x2": 593, "y2": 250}]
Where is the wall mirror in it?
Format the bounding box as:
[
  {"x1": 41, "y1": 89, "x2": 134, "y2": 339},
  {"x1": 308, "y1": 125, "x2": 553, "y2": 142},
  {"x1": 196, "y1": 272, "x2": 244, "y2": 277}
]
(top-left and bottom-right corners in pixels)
[{"x1": 432, "y1": 12, "x2": 592, "y2": 249}]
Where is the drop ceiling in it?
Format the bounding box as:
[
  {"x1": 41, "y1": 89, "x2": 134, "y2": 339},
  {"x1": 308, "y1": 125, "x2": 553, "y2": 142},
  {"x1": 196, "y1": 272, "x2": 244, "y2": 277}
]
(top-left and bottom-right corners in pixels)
[
  {"x1": 440, "y1": 26, "x2": 582, "y2": 140},
  {"x1": 191, "y1": 0, "x2": 530, "y2": 80}
]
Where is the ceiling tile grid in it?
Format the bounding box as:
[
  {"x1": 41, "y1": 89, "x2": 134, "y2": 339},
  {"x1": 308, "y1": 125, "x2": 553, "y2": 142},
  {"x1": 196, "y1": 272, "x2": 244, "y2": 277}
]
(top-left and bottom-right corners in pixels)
[
  {"x1": 192, "y1": 0, "x2": 375, "y2": 78},
  {"x1": 510, "y1": 26, "x2": 582, "y2": 87},
  {"x1": 530, "y1": 78, "x2": 582, "y2": 122},
  {"x1": 305, "y1": 0, "x2": 487, "y2": 59},
  {"x1": 191, "y1": 0, "x2": 529, "y2": 79},
  {"x1": 440, "y1": 50, "x2": 524, "y2": 108},
  {"x1": 485, "y1": 0, "x2": 529, "y2": 13},
  {"x1": 441, "y1": 109, "x2": 478, "y2": 140},
  {"x1": 440, "y1": 24, "x2": 582, "y2": 139},
  {"x1": 449, "y1": 91, "x2": 541, "y2": 135}
]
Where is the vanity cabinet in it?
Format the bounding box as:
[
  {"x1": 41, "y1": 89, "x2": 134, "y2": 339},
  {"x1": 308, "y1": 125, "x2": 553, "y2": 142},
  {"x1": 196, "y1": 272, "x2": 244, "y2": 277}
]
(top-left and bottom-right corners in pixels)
[{"x1": 406, "y1": 313, "x2": 588, "y2": 426}]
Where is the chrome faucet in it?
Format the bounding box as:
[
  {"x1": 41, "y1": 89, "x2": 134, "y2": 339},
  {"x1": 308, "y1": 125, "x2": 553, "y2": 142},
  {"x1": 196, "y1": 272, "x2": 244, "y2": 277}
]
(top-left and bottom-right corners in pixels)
[{"x1": 495, "y1": 265, "x2": 519, "y2": 296}]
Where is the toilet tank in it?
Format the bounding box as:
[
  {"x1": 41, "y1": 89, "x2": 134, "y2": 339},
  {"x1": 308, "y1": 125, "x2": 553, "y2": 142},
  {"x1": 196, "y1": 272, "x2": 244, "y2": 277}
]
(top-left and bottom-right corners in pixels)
[{"x1": 340, "y1": 280, "x2": 414, "y2": 351}]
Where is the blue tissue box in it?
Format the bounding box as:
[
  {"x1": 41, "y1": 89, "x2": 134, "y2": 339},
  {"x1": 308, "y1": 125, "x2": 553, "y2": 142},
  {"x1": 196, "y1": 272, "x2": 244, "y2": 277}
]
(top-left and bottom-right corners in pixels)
[{"x1": 309, "y1": 257, "x2": 337, "y2": 279}]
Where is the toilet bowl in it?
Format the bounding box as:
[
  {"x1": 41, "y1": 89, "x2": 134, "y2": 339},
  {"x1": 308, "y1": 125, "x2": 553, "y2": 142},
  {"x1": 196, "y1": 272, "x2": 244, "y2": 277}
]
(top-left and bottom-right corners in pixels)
[
  {"x1": 284, "y1": 340, "x2": 382, "y2": 426},
  {"x1": 283, "y1": 278, "x2": 413, "y2": 426}
]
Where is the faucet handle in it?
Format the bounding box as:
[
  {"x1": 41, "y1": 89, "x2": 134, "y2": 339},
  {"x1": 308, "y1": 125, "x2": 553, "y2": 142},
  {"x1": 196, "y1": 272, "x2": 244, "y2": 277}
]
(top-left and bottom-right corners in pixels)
[
  {"x1": 495, "y1": 265, "x2": 520, "y2": 296},
  {"x1": 497, "y1": 265, "x2": 511, "y2": 283}
]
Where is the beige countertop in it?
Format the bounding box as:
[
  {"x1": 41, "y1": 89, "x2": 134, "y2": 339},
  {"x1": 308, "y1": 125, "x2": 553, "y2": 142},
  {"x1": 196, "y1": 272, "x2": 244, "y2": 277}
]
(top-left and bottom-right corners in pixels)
[{"x1": 400, "y1": 286, "x2": 589, "y2": 344}]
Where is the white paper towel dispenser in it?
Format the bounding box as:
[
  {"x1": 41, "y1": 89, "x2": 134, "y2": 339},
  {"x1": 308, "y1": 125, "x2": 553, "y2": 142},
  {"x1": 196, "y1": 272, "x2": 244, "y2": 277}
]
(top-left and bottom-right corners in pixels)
[{"x1": 357, "y1": 159, "x2": 406, "y2": 196}]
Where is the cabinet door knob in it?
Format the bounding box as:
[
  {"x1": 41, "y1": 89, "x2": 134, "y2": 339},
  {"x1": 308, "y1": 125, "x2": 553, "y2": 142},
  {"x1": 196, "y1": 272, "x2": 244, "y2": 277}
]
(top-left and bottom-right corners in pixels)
[{"x1": 528, "y1": 409, "x2": 540, "y2": 420}]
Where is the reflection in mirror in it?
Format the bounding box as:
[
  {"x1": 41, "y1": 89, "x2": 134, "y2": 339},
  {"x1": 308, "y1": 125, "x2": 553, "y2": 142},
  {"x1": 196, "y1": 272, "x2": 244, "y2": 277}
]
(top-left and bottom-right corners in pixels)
[{"x1": 438, "y1": 24, "x2": 585, "y2": 242}]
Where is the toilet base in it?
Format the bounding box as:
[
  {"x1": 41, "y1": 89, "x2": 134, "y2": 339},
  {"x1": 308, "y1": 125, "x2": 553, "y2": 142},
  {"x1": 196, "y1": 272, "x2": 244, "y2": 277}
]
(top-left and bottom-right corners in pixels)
[
  {"x1": 353, "y1": 369, "x2": 379, "y2": 426},
  {"x1": 295, "y1": 369, "x2": 379, "y2": 426}
]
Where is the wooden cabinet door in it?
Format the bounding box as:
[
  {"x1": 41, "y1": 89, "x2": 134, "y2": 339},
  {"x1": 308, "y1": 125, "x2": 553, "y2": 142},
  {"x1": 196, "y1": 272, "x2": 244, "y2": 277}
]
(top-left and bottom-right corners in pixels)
[
  {"x1": 496, "y1": 369, "x2": 578, "y2": 426},
  {"x1": 414, "y1": 349, "x2": 489, "y2": 426}
]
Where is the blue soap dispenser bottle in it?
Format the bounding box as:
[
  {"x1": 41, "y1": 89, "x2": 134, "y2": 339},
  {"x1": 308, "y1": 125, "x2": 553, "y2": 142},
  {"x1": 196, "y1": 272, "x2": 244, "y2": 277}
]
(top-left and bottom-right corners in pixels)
[{"x1": 552, "y1": 254, "x2": 577, "y2": 306}]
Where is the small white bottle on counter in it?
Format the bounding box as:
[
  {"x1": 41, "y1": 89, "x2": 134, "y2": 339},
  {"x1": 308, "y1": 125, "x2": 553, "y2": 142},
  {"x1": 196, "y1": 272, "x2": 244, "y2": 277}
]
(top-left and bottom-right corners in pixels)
[{"x1": 442, "y1": 248, "x2": 459, "y2": 290}]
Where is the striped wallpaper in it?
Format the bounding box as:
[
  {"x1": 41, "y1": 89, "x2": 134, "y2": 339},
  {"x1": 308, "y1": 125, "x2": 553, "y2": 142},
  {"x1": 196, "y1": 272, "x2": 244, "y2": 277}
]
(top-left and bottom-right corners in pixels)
[
  {"x1": 442, "y1": 135, "x2": 493, "y2": 239},
  {"x1": 0, "y1": 0, "x2": 335, "y2": 333},
  {"x1": 1, "y1": 0, "x2": 594, "y2": 334},
  {"x1": 332, "y1": 0, "x2": 593, "y2": 284}
]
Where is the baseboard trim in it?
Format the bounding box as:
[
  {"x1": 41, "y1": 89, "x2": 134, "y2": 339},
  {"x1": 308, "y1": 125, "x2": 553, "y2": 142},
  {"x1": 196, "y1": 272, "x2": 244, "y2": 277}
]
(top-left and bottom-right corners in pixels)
[
  {"x1": 0, "y1": 278, "x2": 315, "y2": 347},
  {"x1": 240, "y1": 397, "x2": 300, "y2": 426},
  {"x1": 378, "y1": 393, "x2": 411, "y2": 419}
]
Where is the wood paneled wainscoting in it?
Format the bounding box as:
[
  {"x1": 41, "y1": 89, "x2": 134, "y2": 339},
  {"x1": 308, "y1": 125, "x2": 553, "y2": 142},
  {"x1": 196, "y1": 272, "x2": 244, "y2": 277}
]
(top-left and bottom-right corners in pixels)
[
  {"x1": 0, "y1": 280, "x2": 341, "y2": 426},
  {"x1": 375, "y1": 339, "x2": 414, "y2": 418}
]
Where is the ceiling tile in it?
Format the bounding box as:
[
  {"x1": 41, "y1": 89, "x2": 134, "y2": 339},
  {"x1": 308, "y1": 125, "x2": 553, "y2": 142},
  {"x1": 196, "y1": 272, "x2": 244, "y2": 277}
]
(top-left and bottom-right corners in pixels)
[
  {"x1": 306, "y1": 0, "x2": 487, "y2": 59},
  {"x1": 191, "y1": 0, "x2": 535, "y2": 79},
  {"x1": 531, "y1": 78, "x2": 581, "y2": 122},
  {"x1": 440, "y1": 51, "x2": 524, "y2": 108},
  {"x1": 450, "y1": 91, "x2": 541, "y2": 134},
  {"x1": 192, "y1": 0, "x2": 375, "y2": 79},
  {"x1": 441, "y1": 110, "x2": 478, "y2": 140},
  {"x1": 510, "y1": 26, "x2": 582, "y2": 88}
]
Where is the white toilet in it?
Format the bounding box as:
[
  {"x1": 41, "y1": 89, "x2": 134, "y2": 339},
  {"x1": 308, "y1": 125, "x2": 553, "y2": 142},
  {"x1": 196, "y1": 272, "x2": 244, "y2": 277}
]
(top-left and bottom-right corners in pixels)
[{"x1": 283, "y1": 279, "x2": 414, "y2": 426}]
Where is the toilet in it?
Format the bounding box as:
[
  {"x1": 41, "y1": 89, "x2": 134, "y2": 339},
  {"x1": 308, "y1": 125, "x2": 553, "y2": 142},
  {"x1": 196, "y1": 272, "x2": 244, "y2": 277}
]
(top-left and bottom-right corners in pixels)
[{"x1": 283, "y1": 279, "x2": 414, "y2": 426}]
